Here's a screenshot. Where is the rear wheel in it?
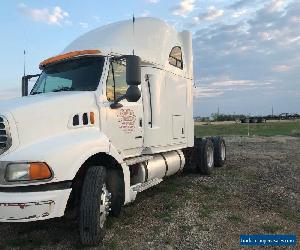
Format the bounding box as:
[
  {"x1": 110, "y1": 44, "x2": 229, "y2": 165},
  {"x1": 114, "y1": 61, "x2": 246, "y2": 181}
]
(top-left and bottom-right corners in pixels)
[
  {"x1": 212, "y1": 136, "x2": 226, "y2": 167},
  {"x1": 79, "y1": 166, "x2": 111, "y2": 246},
  {"x1": 195, "y1": 138, "x2": 215, "y2": 175}
]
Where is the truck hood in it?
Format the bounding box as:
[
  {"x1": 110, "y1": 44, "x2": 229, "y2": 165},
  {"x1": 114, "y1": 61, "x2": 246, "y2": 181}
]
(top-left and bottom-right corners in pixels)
[
  {"x1": 0, "y1": 92, "x2": 94, "y2": 113},
  {"x1": 0, "y1": 92, "x2": 98, "y2": 148}
]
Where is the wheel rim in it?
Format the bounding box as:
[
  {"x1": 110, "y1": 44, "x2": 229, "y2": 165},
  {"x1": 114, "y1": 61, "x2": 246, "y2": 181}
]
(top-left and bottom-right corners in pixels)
[
  {"x1": 99, "y1": 184, "x2": 111, "y2": 228},
  {"x1": 207, "y1": 144, "x2": 214, "y2": 168},
  {"x1": 221, "y1": 142, "x2": 226, "y2": 161}
]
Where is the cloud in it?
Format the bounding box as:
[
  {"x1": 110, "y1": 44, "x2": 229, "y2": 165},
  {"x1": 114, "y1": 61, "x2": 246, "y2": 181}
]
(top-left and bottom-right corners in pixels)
[
  {"x1": 228, "y1": 0, "x2": 264, "y2": 10},
  {"x1": 266, "y1": 0, "x2": 286, "y2": 13},
  {"x1": 272, "y1": 65, "x2": 293, "y2": 72},
  {"x1": 79, "y1": 22, "x2": 89, "y2": 29},
  {"x1": 171, "y1": 0, "x2": 195, "y2": 17},
  {"x1": 147, "y1": 0, "x2": 160, "y2": 4},
  {"x1": 194, "y1": 86, "x2": 224, "y2": 98},
  {"x1": 0, "y1": 88, "x2": 20, "y2": 101},
  {"x1": 192, "y1": 0, "x2": 300, "y2": 115},
  {"x1": 232, "y1": 9, "x2": 247, "y2": 18},
  {"x1": 93, "y1": 16, "x2": 101, "y2": 23},
  {"x1": 18, "y1": 3, "x2": 70, "y2": 25},
  {"x1": 140, "y1": 10, "x2": 150, "y2": 17},
  {"x1": 198, "y1": 6, "x2": 224, "y2": 21},
  {"x1": 188, "y1": 6, "x2": 224, "y2": 26}
]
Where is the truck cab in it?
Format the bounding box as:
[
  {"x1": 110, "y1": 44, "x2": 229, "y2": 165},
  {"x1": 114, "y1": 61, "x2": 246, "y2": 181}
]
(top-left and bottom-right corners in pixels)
[{"x1": 0, "y1": 18, "x2": 226, "y2": 246}]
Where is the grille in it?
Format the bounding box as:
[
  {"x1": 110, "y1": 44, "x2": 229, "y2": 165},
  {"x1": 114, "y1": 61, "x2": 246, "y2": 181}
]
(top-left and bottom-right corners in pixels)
[{"x1": 0, "y1": 116, "x2": 11, "y2": 155}]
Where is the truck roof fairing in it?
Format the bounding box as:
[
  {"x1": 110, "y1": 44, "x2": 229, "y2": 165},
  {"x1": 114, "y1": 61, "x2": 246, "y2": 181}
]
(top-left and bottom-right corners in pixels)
[
  {"x1": 62, "y1": 17, "x2": 193, "y2": 78},
  {"x1": 39, "y1": 50, "x2": 101, "y2": 69}
]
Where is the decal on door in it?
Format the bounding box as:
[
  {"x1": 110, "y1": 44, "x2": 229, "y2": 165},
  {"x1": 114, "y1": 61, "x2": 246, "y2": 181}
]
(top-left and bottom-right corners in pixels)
[{"x1": 117, "y1": 109, "x2": 136, "y2": 133}]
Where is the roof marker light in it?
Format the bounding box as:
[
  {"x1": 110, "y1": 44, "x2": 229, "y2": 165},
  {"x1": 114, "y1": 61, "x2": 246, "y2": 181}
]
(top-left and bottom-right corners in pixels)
[{"x1": 39, "y1": 50, "x2": 101, "y2": 69}]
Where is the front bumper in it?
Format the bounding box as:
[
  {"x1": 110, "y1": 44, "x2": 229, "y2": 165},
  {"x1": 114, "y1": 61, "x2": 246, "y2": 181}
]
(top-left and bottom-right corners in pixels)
[{"x1": 0, "y1": 188, "x2": 71, "y2": 222}]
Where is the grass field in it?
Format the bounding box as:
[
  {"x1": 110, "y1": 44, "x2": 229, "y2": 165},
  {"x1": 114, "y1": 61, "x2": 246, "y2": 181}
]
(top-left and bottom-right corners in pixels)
[
  {"x1": 195, "y1": 120, "x2": 300, "y2": 137},
  {"x1": 1, "y1": 136, "x2": 299, "y2": 249}
]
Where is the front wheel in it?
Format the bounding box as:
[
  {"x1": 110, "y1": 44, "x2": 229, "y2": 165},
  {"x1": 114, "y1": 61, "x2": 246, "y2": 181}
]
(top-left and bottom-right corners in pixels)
[{"x1": 79, "y1": 166, "x2": 111, "y2": 246}]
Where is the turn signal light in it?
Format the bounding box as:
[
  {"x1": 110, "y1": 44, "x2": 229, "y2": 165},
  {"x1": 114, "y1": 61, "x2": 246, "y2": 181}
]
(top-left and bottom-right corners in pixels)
[
  {"x1": 29, "y1": 163, "x2": 52, "y2": 180},
  {"x1": 90, "y1": 112, "x2": 95, "y2": 124}
]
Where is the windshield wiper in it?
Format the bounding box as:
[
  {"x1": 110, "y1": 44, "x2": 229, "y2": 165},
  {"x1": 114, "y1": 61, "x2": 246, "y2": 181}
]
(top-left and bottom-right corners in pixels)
[
  {"x1": 31, "y1": 91, "x2": 43, "y2": 95},
  {"x1": 52, "y1": 87, "x2": 74, "y2": 92}
]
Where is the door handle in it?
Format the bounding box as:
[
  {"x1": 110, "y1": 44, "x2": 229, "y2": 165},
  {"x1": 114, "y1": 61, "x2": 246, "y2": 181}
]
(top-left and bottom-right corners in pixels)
[{"x1": 139, "y1": 118, "x2": 143, "y2": 127}]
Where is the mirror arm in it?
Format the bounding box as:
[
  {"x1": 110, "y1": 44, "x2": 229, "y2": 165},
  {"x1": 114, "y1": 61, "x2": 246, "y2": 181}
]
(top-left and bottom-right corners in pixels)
[
  {"x1": 22, "y1": 74, "x2": 41, "y2": 97},
  {"x1": 110, "y1": 94, "x2": 126, "y2": 109}
]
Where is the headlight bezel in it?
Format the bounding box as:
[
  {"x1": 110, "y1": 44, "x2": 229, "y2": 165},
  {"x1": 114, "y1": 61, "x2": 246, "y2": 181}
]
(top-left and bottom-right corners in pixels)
[{"x1": 2, "y1": 162, "x2": 53, "y2": 184}]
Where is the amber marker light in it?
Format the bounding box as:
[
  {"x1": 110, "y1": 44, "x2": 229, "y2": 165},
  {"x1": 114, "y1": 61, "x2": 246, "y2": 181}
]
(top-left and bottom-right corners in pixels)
[
  {"x1": 29, "y1": 163, "x2": 52, "y2": 180},
  {"x1": 39, "y1": 50, "x2": 101, "y2": 69},
  {"x1": 90, "y1": 112, "x2": 95, "y2": 125}
]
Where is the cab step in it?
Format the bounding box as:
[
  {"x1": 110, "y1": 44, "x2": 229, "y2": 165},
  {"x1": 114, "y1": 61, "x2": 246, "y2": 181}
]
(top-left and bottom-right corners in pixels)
[
  {"x1": 131, "y1": 178, "x2": 163, "y2": 193},
  {"x1": 124, "y1": 155, "x2": 153, "y2": 166}
]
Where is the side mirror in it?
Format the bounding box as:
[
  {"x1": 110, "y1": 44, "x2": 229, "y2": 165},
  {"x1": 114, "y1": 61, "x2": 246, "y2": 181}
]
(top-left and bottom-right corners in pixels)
[
  {"x1": 22, "y1": 76, "x2": 29, "y2": 97},
  {"x1": 110, "y1": 55, "x2": 142, "y2": 109},
  {"x1": 110, "y1": 86, "x2": 141, "y2": 109},
  {"x1": 125, "y1": 85, "x2": 141, "y2": 102},
  {"x1": 126, "y1": 55, "x2": 141, "y2": 86},
  {"x1": 22, "y1": 74, "x2": 40, "y2": 96}
]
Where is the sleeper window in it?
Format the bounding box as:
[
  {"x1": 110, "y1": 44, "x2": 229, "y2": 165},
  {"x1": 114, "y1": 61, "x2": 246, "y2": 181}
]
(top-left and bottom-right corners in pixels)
[
  {"x1": 106, "y1": 61, "x2": 127, "y2": 101},
  {"x1": 169, "y1": 46, "x2": 183, "y2": 69}
]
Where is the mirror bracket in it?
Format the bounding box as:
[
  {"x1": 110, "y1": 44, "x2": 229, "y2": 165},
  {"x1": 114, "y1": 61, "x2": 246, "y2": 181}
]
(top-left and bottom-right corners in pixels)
[
  {"x1": 22, "y1": 74, "x2": 40, "y2": 96},
  {"x1": 110, "y1": 102, "x2": 123, "y2": 109},
  {"x1": 110, "y1": 95, "x2": 126, "y2": 109}
]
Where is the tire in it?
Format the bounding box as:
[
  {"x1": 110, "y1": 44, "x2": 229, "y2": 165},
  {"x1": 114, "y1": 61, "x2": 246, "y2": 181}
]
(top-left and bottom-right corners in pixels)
[
  {"x1": 106, "y1": 168, "x2": 124, "y2": 217},
  {"x1": 195, "y1": 138, "x2": 215, "y2": 175},
  {"x1": 212, "y1": 136, "x2": 226, "y2": 167},
  {"x1": 79, "y1": 166, "x2": 110, "y2": 246}
]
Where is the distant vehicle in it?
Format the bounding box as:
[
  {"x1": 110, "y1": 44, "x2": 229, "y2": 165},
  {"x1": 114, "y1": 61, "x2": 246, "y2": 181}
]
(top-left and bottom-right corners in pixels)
[
  {"x1": 257, "y1": 117, "x2": 266, "y2": 123},
  {"x1": 240, "y1": 117, "x2": 266, "y2": 124},
  {"x1": 249, "y1": 118, "x2": 258, "y2": 123},
  {"x1": 241, "y1": 118, "x2": 250, "y2": 123},
  {"x1": 0, "y1": 18, "x2": 226, "y2": 246}
]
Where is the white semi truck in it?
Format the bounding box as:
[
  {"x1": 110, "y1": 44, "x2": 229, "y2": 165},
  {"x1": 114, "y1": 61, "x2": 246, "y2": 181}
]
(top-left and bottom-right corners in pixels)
[{"x1": 0, "y1": 18, "x2": 226, "y2": 246}]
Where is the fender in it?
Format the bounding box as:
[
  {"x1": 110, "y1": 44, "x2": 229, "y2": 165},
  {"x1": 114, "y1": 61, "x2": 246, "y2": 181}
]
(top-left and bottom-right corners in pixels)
[
  {"x1": 0, "y1": 128, "x2": 133, "y2": 203},
  {"x1": 0, "y1": 128, "x2": 125, "y2": 182}
]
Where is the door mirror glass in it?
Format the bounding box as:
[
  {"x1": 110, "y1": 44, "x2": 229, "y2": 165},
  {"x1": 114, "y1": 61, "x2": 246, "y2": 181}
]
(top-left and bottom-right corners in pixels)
[
  {"x1": 125, "y1": 85, "x2": 141, "y2": 102},
  {"x1": 110, "y1": 86, "x2": 141, "y2": 109},
  {"x1": 126, "y1": 55, "x2": 141, "y2": 86}
]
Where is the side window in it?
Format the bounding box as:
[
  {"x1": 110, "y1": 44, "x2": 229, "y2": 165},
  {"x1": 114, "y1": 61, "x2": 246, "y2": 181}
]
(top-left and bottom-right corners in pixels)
[
  {"x1": 169, "y1": 46, "x2": 183, "y2": 69},
  {"x1": 106, "y1": 61, "x2": 127, "y2": 101}
]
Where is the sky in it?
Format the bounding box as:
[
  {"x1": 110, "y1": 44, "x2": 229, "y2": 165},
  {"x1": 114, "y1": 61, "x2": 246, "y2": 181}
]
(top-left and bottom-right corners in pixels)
[{"x1": 0, "y1": 0, "x2": 299, "y2": 116}]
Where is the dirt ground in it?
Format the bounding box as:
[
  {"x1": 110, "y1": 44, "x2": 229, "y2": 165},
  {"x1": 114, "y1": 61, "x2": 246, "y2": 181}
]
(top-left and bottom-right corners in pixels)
[{"x1": 0, "y1": 136, "x2": 299, "y2": 249}]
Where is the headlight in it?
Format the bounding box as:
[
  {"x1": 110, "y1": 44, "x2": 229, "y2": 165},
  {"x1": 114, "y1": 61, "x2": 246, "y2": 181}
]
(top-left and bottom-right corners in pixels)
[{"x1": 5, "y1": 163, "x2": 52, "y2": 182}]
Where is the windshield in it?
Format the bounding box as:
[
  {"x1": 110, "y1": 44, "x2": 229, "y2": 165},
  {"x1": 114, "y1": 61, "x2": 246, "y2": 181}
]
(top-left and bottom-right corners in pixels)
[{"x1": 31, "y1": 56, "x2": 105, "y2": 95}]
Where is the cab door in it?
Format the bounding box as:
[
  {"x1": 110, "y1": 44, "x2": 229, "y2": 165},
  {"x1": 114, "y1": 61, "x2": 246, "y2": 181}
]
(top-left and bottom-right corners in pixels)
[{"x1": 102, "y1": 59, "x2": 143, "y2": 157}]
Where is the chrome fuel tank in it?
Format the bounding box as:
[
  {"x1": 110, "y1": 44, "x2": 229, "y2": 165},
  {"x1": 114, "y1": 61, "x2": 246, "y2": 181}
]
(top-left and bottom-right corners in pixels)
[{"x1": 132, "y1": 150, "x2": 185, "y2": 183}]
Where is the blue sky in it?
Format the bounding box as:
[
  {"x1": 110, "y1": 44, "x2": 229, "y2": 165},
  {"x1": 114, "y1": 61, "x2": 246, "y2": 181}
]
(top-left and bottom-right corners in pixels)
[{"x1": 0, "y1": 0, "x2": 299, "y2": 116}]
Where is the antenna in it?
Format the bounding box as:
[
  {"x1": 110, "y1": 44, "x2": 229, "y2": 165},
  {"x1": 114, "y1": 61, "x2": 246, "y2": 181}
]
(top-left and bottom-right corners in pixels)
[
  {"x1": 132, "y1": 13, "x2": 135, "y2": 55},
  {"x1": 23, "y1": 49, "x2": 26, "y2": 77}
]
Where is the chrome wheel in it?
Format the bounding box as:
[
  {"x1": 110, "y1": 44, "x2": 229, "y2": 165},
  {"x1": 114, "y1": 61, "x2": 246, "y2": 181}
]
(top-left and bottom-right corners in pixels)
[
  {"x1": 221, "y1": 142, "x2": 226, "y2": 161},
  {"x1": 207, "y1": 144, "x2": 214, "y2": 169},
  {"x1": 99, "y1": 184, "x2": 111, "y2": 228}
]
